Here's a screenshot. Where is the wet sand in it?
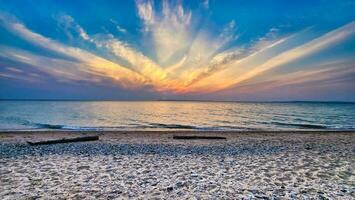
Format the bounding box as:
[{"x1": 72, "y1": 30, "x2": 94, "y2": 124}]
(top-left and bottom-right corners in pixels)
[{"x1": 0, "y1": 131, "x2": 354, "y2": 199}]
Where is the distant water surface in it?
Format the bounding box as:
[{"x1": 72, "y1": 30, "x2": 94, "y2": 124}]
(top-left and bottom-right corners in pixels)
[{"x1": 0, "y1": 101, "x2": 354, "y2": 131}]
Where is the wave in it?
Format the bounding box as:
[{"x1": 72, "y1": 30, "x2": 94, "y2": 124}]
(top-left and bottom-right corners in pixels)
[
  {"x1": 35, "y1": 123, "x2": 64, "y2": 129},
  {"x1": 147, "y1": 123, "x2": 257, "y2": 131},
  {"x1": 271, "y1": 122, "x2": 327, "y2": 129},
  {"x1": 34, "y1": 123, "x2": 201, "y2": 131},
  {"x1": 34, "y1": 123, "x2": 102, "y2": 131},
  {"x1": 28, "y1": 122, "x2": 254, "y2": 131},
  {"x1": 2, "y1": 117, "x2": 353, "y2": 131},
  {"x1": 148, "y1": 123, "x2": 197, "y2": 129}
]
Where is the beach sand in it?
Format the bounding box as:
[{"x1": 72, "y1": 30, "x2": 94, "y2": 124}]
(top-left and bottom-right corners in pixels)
[{"x1": 0, "y1": 131, "x2": 354, "y2": 199}]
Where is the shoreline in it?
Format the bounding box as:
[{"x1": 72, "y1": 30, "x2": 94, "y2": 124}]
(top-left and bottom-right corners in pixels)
[
  {"x1": 1, "y1": 130, "x2": 354, "y2": 141},
  {"x1": 1, "y1": 130, "x2": 354, "y2": 144},
  {"x1": 2, "y1": 129, "x2": 355, "y2": 135}
]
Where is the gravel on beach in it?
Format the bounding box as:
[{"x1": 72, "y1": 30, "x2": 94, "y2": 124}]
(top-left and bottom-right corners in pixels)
[{"x1": 0, "y1": 131, "x2": 354, "y2": 199}]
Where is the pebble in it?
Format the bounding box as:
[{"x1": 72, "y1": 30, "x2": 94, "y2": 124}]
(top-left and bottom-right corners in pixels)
[
  {"x1": 166, "y1": 186, "x2": 174, "y2": 192},
  {"x1": 0, "y1": 134, "x2": 353, "y2": 199}
]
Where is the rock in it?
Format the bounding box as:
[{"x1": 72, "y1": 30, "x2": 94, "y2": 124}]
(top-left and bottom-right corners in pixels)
[
  {"x1": 127, "y1": 175, "x2": 135, "y2": 179},
  {"x1": 255, "y1": 194, "x2": 267, "y2": 199},
  {"x1": 166, "y1": 186, "x2": 174, "y2": 192},
  {"x1": 249, "y1": 189, "x2": 258, "y2": 194},
  {"x1": 176, "y1": 181, "x2": 185, "y2": 188},
  {"x1": 77, "y1": 165, "x2": 90, "y2": 170},
  {"x1": 318, "y1": 194, "x2": 328, "y2": 200},
  {"x1": 111, "y1": 190, "x2": 122, "y2": 195},
  {"x1": 289, "y1": 191, "x2": 298, "y2": 199}
]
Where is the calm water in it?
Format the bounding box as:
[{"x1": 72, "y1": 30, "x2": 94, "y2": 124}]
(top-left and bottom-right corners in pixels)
[{"x1": 0, "y1": 101, "x2": 354, "y2": 131}]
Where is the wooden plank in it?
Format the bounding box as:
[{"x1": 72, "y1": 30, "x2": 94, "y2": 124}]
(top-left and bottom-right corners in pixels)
[
  {"x1": 27, "y1": 136, "x2": 99, "y2": 145},
  {"x1": 173, "y1": 136, "x2": 226, "y2": 140}
]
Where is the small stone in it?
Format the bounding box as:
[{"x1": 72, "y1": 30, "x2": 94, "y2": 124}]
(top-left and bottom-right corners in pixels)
[
  {"x1": 290, "y1": 191, "x2": 297, "y2": 198},
  {"x1": 249, "y1": 189, "x2": 257, "y2": 194},
  {"x1": 318, "y1": 194, "x2": 328, "y2": 200},
  {"x1": 111, "y1": 190, "x2": 122, "y2": 195},
  {"x1": 176, "y1": 181, "x2": 185, "y2": 188},
  {"x1": 166, "y1": 186, "x2": 174, "y2": 192},
  {"x1": 77, "y1": 165, "x2": 90, "y2": 170}
]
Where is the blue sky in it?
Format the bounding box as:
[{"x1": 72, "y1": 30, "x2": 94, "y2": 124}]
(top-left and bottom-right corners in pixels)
[{"x1": 0, "y1": 0, "x2": 355, "y2": 101}]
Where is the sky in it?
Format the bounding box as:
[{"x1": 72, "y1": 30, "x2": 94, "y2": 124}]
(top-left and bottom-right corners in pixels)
[{"x1": 0, "y1": 0, "x2": 355, "y2": 101}]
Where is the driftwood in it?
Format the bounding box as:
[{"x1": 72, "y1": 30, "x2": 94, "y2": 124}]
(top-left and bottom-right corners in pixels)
[
  {"x1": 27, "y1": 136, "x2": 99, "y2": 145},
  {"x1": 173, "y1": 136, "x2": 226, "y2": 140}
]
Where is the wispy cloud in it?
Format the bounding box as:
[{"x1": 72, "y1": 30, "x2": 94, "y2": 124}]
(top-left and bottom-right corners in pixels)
[
  {"x1": 56, "y1": 14, "x2": 167, "y2": 82},
  {"x1": 57, "y1": 14, "x2": 90, "y2": 41},
  {"x1": 0, "y1": 1, "x2": 354, "y2": 98},
  {"x1": 109, "y1": 19, "x2": 127, "y2": 34},
  {"x1": 136, "y1": 0, "x2": 193, "y2": 64},
  {"x1": 0, "y1": 64, "x2": 41, "y2": 83},
  {"x1": 184, "y1": 29, "x2": 290, "y2": 86},
  {"x1": 227, "y1": 60, "x2": 355, "y2": 94},
  {"x1": 0, "y1": 14, "x2": 147, "y2": 88},
  {"x1": 0, "y1": 45, "x2": 123, "y2": 86},
  {"x1": 184, "y1": 21, "x2": 355, "y2": 93}
]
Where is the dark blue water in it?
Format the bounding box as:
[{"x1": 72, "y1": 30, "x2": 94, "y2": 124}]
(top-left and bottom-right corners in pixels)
[{"x1": 0, "y1": 101, "x2": 354, "y2": 131}]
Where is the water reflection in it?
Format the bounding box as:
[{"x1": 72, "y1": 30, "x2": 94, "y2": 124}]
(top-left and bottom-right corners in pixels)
[{"x1": 0, "y1": 101, "x2": 354, "y2": 131}]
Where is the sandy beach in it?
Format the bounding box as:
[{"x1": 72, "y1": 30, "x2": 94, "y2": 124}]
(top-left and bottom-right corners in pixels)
[{"x1": 0, "y1": 131, "x2": 354, "y2": 199}]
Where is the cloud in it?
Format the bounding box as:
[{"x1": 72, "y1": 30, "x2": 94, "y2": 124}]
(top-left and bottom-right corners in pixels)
[
  {"x1": 103, "y1": 37, "x2": 167, "y2": 82},
  {"x1": 6, "y1": 67, "x2": 23, "y2": 73},
  {"x1": 183, "y1": 20, "x2": 355, "y2": 93},
  {"x1": 0, "y1": 46, "x2": 105, "y2": 84},
  {"x1": 57, "y1": 14, "x2": 90, "y2": 41},
  {"x1": 0, "y1": 14, "x2": 147, "y2": 88},
  {"x1": 137, "y1": 0, "x2": 155, "y2": 27},
  {"x1": 134, "y1": 0, "x2": 239, "y2": 88},
  {"x1": 212, "y1": 61, "x2": 355, "y2": 101},
  {"x1": 229, "y1": 60, "x2": 355, "y2": 93},
  {"x1": 0, "y1": 57, "x2": 43, "y2": 83},
  {"x1": 136, "y1": 0, "x2": 192, "y2": 64},
  {"x1": 0, "y1": 72, "x2": 40, "y2": 83},
  {"x1": 116, "y1": 25, "x2": 127, "y2": 34},
  {"x1": 0, "y1": 6, "x2": 243, "y2": 93},
  {"x1": 1, "y1": 3, "x2": 354, "y2": 100},
  {"x1": 184, "y1": 30, "x2": 289, "y2": 86},
  {"x1": 109, "y1": 19, "x2": 127, "y2": 33},
  {"x1": 55, "y1": 14, "x2": 167, "y2": 82},
  {"x1": 165, "y1": 19, "x2": 238, "y2": 83}
]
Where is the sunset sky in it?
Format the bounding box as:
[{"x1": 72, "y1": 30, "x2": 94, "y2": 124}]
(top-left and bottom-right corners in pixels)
[{"x1": 0, "y1": 0, "x2": 355, "y2": 101}]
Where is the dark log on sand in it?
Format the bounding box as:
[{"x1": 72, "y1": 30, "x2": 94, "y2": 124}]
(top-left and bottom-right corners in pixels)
[
  {"x1": 27, "y1": 136, "x2": 99, "y2": 145},
  {"x1": 173, "y1": 136, "x2": 226, "y2": 140}
]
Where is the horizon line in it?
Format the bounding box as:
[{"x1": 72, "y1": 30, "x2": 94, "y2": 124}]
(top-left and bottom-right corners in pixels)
[{"x1": 0, "y1": 99, "x2": 354, "y2": 103}]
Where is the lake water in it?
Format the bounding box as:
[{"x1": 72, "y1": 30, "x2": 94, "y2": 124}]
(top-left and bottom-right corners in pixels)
[{"x1": 0, "y1": 101, "x2": 354, "y2": 131}]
